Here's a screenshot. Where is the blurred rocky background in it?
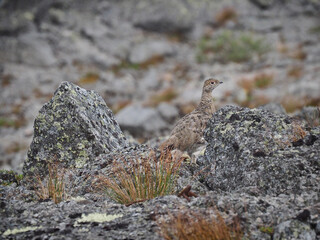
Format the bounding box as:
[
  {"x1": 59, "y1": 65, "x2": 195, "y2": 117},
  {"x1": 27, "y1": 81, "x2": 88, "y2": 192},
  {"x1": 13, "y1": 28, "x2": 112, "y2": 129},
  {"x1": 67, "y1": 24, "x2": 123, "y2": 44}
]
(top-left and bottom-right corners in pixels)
[{"x1": 0, "y1": 0, "x2": 319, "y2": 172}]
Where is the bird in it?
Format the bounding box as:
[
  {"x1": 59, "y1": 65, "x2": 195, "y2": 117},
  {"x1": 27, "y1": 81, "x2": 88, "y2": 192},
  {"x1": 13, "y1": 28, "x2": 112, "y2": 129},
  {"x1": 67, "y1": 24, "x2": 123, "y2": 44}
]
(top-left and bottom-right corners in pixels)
[{"x1": 159, "y1": 78, "x2": 223, "y2": 159}]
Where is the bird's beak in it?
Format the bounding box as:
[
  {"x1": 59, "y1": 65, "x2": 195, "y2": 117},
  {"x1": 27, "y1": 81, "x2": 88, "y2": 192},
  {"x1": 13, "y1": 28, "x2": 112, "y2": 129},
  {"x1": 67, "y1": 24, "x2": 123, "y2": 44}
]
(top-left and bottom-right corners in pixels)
[{"x1": 219, "y1": 81, "x2": 223, "y2": 84}]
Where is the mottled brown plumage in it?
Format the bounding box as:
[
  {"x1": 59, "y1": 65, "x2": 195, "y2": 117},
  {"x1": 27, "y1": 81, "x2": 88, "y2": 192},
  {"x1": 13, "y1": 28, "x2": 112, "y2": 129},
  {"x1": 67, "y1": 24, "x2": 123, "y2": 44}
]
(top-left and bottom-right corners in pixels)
[{"x1": 160, "y1": 78, "x2": 222, "y2": 156}]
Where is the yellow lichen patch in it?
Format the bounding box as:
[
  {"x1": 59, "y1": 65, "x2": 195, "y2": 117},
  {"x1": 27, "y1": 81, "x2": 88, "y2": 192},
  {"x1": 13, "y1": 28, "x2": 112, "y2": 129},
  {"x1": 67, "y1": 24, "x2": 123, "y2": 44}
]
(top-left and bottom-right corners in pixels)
[
  {"x1": 2, "y1": 226, "x2": 41, "y2": 237},
  {"x1": 74, "y1": 213, "x2": 123, "y2": 227}
]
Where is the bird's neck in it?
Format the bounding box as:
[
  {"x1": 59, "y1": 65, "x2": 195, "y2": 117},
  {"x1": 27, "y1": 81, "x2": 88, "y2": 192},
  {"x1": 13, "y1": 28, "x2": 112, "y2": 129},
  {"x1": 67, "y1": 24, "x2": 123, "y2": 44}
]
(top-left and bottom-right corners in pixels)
[{"x1": 195, "y1": 90, "x2": 215, "y2": 115}]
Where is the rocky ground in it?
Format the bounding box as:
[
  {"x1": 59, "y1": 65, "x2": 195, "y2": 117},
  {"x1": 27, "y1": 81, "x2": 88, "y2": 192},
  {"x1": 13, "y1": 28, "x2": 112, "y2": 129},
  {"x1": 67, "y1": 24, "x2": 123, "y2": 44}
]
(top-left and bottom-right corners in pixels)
[
  {"x1": 0, "y1": 0, "x2": 320, "y2": 239},
  {"x1": 0, "y1": 0, "x2": 320, "y2": 172},
  {"x1": 0, "y1": 81, "x2": 319, "y2": 239}
]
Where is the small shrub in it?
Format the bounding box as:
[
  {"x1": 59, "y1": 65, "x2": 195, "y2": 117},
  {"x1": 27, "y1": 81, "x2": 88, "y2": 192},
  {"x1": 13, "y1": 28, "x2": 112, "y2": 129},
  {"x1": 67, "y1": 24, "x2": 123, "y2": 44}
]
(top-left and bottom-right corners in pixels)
[
  {"x1": 197, "y1": 30, "x2": 269, "y2": 63},
  {"x1": 158, "y1": 209, "x2": 242, "y2": 240},
  {"x1": 97, "y1": 149, "x2": 182, "y2": 205},
  {"x1": 34, "y1": 163, "x2": 66, "y2": 204},
  {"x1": 15, "y1": 174, "x2": 24, "y2": 183}
]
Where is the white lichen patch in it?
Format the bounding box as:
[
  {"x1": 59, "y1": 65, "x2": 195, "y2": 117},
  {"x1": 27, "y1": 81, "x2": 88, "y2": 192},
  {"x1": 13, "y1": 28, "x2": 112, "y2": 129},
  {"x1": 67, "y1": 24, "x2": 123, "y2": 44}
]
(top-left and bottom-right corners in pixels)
[
  {"x1": 2, "y1": 226, "x2": 41, "y2": 237},
  {"x1": 74, "y1": 213, "x2": 123, "y2": 227},
  {"x1": 70, "y1": 196, "x2": 86, "y2": 202}
]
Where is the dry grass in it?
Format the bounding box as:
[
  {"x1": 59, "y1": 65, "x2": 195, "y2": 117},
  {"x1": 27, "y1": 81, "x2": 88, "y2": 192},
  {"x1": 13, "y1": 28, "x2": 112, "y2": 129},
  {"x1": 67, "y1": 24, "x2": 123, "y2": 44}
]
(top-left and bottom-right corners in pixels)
[
  {"x1": 238, "y1": 77, "x2": 255, "y2": 93},
  {"x1": 158, "y1": 209, "x2": 242, "y2": 240},
  {"x1": 237, "y1": 75, "x2": 272, "y2": 108},
  {"x1": 236, "y1": 73, "x2": 274, "y2": 108},
  {"x1": 215, "y1": 7, "x2": 237, "y2": 26},
  {"x1": 111, "y1": 55, "x2": 164, "y2": 75},
  {"x1": 1, "y1": 74, "x2": 13, "y2": 87},
  {"x1": 281, "y1": 95, "x2": 305, "y2": 113},
  {"x1": 275, "y1": 121, "x2": 307, "y2": 147},
  {"x1": 147, "y1": 88, "x2": 178, "y2": 107},
  {"x1": 0, "y1": 116, "x2": 26, "y2": 129},
  {"x1": 253, "y1": 73, "x2": 273, "y2": 89},
  {"x1": 78, "y1": 72, "x2": 100, "y2": 85},
  {"x1": 4, "y1": 142, "x2": 28, "y2": 154},
  {"x1": 277, "y1": 41, "x2": 307, "y2": 61},
  {"x1": 33, "y1": 88, "x2": 54, "y2": 100},
  {"x1": 111, "y1": 100, "x2": 132, "y2": 114},
  {"x1": 97, "y1": 149, "x2": 183, "y2": 206},
  {"x1": 290, "y1": 122, "x2": 307, "y2": 142},
  {"x1": 34, "y1": 163, "x2": 66, "y2": 204},
  {"x1": 289, "y1": 44, "x2": 307, "y2": 60},
  {"x1": 287, "y1": 65, "x2": 303, "y2": 79},
  {"x1": 238, "y1": 73, "x2": 273, "y2": 91}
]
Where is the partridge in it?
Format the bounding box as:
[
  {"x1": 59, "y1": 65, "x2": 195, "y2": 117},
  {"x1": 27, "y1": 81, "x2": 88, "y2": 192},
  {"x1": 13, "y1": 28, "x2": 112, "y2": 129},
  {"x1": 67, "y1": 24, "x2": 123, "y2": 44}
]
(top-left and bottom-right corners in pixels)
[{"x1": 160, "y1": 78, "x2": 222, "y2": 156}]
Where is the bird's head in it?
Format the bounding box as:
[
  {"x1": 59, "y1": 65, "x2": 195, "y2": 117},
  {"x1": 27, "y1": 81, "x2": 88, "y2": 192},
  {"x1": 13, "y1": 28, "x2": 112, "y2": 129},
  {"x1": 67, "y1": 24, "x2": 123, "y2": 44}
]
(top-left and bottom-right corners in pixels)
[{"x1": 203, "y1": 78, "x2": 223, "y2": 93}]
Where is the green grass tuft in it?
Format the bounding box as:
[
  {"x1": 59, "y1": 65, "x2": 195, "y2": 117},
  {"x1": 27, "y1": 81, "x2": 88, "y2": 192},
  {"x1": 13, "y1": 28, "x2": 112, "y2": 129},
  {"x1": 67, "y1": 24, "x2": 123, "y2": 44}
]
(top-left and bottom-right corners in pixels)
[
  {"x1": 97, "y1": 149, "x2": 182, "y2": 205},
  {"x1": 34, "y1": 163, "x2": 66, "y2": 204},
  {"x1": 196, "y1": 30, "x2": 269, "y2": 63}
]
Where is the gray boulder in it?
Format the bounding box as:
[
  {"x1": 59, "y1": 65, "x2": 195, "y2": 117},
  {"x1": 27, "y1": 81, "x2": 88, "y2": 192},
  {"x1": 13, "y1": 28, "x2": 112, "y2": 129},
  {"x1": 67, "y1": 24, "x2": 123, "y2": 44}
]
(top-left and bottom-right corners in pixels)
[
  {"x1": 116, "y1": 104, "x2": 167, "y2": 138},
  {"x1": 23, "y1": 82, "x2": 128, "y2": 178},
  {"x1": 202, "y1": 105, "x2": 320, "y2": 196}
]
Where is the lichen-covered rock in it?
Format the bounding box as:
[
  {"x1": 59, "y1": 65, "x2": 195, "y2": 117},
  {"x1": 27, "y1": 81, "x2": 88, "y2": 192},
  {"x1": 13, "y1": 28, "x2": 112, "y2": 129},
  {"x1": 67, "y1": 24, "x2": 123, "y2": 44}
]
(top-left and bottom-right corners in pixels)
[
  {"x1": 23, "y1": 82, "x2": 128, "y2": 178},
  {"x1": 273, "y1": 220, "x2": 316, "y2": 240},
  {"x1": 202, "y1": 105, "x2": 320, "y2": 196}
]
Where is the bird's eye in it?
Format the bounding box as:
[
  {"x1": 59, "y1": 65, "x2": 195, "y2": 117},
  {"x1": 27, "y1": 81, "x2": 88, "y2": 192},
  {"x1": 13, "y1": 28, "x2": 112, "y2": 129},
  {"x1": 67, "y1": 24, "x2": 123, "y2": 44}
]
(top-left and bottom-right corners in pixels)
[{"x1": 211, "y1": 82, "x2": 214, "y2": 84}]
